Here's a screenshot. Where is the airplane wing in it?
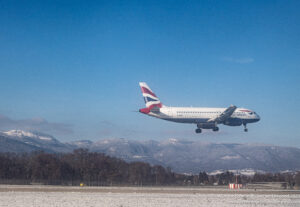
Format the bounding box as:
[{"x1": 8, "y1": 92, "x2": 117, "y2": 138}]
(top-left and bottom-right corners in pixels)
[{"x1": 208, "y1": 105, "x2": 237, "y2": 123}]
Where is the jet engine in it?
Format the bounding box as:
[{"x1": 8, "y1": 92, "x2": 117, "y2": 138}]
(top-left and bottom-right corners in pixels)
[
  {"x1": 197, "y1": 123, "x2": 216, "y2": 129},
  {"x1": 223, "y1": 119, "x2": 243, "y2": 126}
]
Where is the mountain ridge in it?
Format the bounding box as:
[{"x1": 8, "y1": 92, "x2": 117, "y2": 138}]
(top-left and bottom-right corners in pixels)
[{"x1": 1, "y1": 130, "x2": 300, "y2": 173}]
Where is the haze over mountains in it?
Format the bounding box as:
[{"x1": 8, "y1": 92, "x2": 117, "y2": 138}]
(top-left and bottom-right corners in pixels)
[{"x1": 1, "y1": 130, "x2": 300, "y2": 174}]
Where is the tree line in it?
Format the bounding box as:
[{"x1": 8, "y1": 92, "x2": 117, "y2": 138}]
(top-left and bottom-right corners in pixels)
[
  {"x1": 0, "y1": 149, "x2": 178, "y2": 186},
  {"x1": 0, "y1": 149, "x2": 300, "y2": 187}
]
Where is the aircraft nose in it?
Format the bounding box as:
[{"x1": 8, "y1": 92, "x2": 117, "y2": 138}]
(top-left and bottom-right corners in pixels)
[{"x1": 256, "y1": 114, "x2": 260, "y2": 122}]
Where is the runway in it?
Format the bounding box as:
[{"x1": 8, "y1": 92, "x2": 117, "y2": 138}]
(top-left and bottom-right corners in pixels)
[
  {"x1": 1, "y1": 184, "x2": 300, "y2": 194},
  {"x1": 1, "y1": 185, "x2": 300, "y2": 207}
]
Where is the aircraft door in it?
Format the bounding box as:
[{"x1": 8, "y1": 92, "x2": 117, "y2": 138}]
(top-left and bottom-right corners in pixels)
[{"x1": 167, "y1": 108, "x2": 173, "y2": 118}]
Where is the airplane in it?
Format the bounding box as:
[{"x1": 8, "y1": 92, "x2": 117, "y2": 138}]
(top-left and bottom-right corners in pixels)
[{"x1": 138, "y1": 82, "x2": 260, "y2": 133}]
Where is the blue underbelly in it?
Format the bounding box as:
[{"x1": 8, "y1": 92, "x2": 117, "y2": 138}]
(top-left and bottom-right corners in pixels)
[{"x1": 162, "y1": 118, "x2": 209, "y2": 123}]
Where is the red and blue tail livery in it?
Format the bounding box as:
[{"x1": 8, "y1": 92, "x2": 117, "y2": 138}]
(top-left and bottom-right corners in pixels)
[
  {"x1": 139, "y1": 82, "x2": 163, "y2": 113},
  {"x1": 138, "y1": 82, "x2": 260, "y2": 133}
]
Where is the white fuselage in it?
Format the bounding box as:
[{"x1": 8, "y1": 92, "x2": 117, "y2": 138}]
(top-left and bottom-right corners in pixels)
[{"x1": 147, "y1": 106, "x2": 260, "y2": 125}]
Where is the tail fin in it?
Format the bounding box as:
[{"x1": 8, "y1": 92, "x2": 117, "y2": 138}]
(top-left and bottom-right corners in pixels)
[{"x1": 139, "y1": 82, "x2": 163, "y2": 109}]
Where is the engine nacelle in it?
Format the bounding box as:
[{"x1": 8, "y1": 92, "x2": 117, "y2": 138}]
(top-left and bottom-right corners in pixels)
[
  {"x1": 197, "y1": 123, "x2": 216, "y2": 129},
  {"x1": 224, "y1": 119, "x2": 243, "y2": 126}
]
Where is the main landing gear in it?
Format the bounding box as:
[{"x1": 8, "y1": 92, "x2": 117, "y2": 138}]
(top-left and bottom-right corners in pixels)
[
  {"x1": 243, "y1": 123, "x2": 248, "y2": 132},
  {"x1": 212, "y1": 127, "x2": 219, "y2": 132},
  {"x1": 195, "y1": 127, "x2": 219, "y2": 133}
]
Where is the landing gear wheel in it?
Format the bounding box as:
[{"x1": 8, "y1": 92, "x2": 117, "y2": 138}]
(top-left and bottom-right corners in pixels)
[
  {"x1": 243, "y1": 123, "x2": 248, "y2": 132},
  {"x1": 213, "y1": 127, "x2": 219, "y2": 132},
  {"x1": 195, "y1": 128, "x2": 202, "y2": 133}
]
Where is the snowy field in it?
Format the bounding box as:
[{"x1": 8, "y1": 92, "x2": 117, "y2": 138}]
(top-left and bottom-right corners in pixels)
[{"x1": 0, "y1": 186, "x2": 300, "y2": 207}]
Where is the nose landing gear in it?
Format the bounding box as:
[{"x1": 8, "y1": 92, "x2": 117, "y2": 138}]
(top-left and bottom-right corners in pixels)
[
  {"x1": 243, "y1": 123, "x2": 248, "y2": 132},
  {"x1": 195, "y1": 128, "x2": 202, "y2": 133}
]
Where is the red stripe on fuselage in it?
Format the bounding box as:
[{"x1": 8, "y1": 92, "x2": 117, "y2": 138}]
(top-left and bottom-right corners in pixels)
[
  {"x1": 239, "y1": 109, "x2": 252, "y2": 112},
  {"x1": 141, "y1": 87, "x2": 157, "y2": 97}
]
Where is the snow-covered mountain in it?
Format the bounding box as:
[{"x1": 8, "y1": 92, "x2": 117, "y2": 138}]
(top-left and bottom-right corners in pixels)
[
  {"x1": 0, "y1": 130, "x2": 71, "y2": 153},
  {"x1": 68, "y1": 138, "x2": 300, "y2": 174},
  {"x1": 1, "y1": 130, "x2": 300, "y2": 173},
  {"x1": 3, "y1": 130, "x2": 53, "y2": 140}
]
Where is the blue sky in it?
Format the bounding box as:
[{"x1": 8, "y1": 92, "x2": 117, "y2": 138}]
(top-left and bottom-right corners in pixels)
[{"x1": 0, "y1": 0, "x2": 299, "y2": 147}]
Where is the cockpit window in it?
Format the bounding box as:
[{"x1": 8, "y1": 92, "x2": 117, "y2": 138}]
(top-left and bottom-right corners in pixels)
[{"x1": 249, "y1": 112, "x2": 253, "y2": 115}]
